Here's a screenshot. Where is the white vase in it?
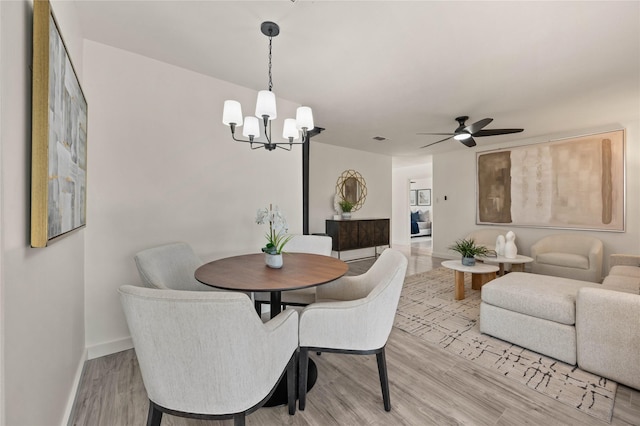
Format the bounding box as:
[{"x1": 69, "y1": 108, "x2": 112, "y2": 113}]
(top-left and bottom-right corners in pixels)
[
  {"x1": 265, "y1": 253, "x2": 283, "y2": 269},
  {"x1": 496, "y1": 235, "x2": 506, "y2": 256},
  {"x1": 504, "y1": 231, "x2": 517, "y2": 259},
  {"x1": 341, "y1": 212, "x2": 352, "y2": 219}
]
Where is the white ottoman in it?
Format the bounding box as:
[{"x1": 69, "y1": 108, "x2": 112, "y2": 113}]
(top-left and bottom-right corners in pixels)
[{"x1": 479, "y1": 272, "x2": 598, "y2": 364}]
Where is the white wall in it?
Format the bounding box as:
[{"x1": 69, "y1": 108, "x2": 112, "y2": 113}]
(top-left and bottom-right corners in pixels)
[
  {"x1": 82, "y1": 40, "x2": 305, "y2": 357},
  {"x1": 0, "y1": 1, "x2": 86, "y2": 425},
  {"x1": 309, "y1": 142, "x2": 392, "y2": 259},
  {"x1": 432, "y1": 121, "x2": 640, "y2": 272}
]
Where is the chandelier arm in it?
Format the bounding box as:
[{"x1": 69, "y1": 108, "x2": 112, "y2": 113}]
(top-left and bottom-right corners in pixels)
[{"x1": 276, "y1": 144, "x2": 292, "y2": 151}]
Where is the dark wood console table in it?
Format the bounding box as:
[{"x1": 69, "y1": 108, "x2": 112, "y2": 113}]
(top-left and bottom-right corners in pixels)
[{"x1": 325, "y1": 218, "x2": 390, "y2": 259}]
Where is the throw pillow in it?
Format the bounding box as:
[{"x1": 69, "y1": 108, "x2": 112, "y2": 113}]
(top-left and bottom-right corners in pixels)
[
  {"x1": 410, "y1": 211, "x2": 420, "y2": 222},
  {"x1": 419, "y1": 210, "x2": 430, "y2": 222}
]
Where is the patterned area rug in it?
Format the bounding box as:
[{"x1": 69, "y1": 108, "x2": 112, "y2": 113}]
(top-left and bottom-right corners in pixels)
[{"x1": 394, "y1": 268, "x2": 617, "y2": 423}]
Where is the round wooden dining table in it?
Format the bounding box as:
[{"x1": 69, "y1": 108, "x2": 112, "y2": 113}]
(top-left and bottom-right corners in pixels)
[
  {"x1": 195, "y1": 252, "x2": 349, "y2": 407},
  {"x1": 195, "y1": 252, "x2": 349, "y2": 318}
]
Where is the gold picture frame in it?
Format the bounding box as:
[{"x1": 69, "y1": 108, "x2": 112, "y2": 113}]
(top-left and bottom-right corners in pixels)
[{"x1": 31, "y1": 0, "x2": 88, "y2": 247}]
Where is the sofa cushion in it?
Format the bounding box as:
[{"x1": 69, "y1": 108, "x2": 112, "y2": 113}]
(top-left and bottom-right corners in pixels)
[
  {"x1": 537, "y1": 252, "x2": 589, "y2": 269},
  {"x1": 609, "y1": 265, "x2": 640, "y2": 278},
  {"x1": 417, "y1": 222, "x2": 430, "y2": 230},
  {"x1": 419, "y1": 210, "x2": 430, "y2": 222},
  {"x1": 602, "y1": 275, "x2": 640, "y2": 294},
  {"x1": 481, "y1": 272, "x2": 597, "y2": 325}
]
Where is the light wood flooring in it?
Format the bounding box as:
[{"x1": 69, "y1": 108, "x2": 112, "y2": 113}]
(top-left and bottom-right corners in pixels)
[{"x1": 69, "y1": 239, "x2": 640, "y2": 425}]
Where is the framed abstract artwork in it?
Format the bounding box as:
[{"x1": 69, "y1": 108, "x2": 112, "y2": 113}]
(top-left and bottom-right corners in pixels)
[
  {"x1": 417, "y1": 189, "x2": 431, "y2": 206},
  {"x1": 476, "y1": 130, "x2": 625, "y2": 231},
  {"x1": 31, "y1": 0, "x2": 88, "y2": 247}
]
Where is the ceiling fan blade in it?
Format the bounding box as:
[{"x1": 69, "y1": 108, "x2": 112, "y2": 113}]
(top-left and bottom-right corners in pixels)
[
  {"x1": 416, "y1": 132, "x2": 455, "y2": 136},
  {"x1": 460, "y1": 136, "x2": 476, "y2": 148},
  {"x1": 420, "y1": 136, "x2": 453, "y2": 148},
  {"x1": 465, "y1": 118, "x2": 493, "y2": 134},
  {"x1": 473, "y1": 128, "x2": 524, "y2": 137}
]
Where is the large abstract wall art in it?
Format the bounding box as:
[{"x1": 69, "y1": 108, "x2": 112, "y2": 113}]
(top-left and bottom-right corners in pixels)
[
  {"x1": 477, "y1": 130, "x2": 625, "y2": 231},
  {"x1": 31, "y1": 0, "x2": 88, "y2": 247}
]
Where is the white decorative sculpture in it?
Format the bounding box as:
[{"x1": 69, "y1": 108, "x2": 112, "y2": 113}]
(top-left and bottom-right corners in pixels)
[
  {"x1": 333, "y1": 193, "x2": 341, "y2": 214},
  {"x1": 504, "y1": 231, "x2": 517, "y2": 259},
  {"x1": 495, "y1": 235, "x2": 506, "y2": 256}
]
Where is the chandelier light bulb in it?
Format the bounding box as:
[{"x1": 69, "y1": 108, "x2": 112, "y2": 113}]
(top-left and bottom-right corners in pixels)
[
  {"x1": 222, "y1": 100, "x2": 243, "y2": 126},
  {"x1": 243, "y1": 116, "x2": 260, "y2": 140},
  {"x1": 296, "y1": 106, "x2": 314, "y2": 131},
  {"x1": 255, "y1": 90, "x2": 277, "y2": 120},
  {"x1": 283, "y1": 118, "x2": 300, "y2": 141}
]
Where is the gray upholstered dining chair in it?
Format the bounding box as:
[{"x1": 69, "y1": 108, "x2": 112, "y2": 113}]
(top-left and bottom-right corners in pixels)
[
  {"x1": 119, "y1": 285, "x2": 298, "y2": 426},
  {"x1": 134, "y1": 242, "x2": 212, "y2": 291},
  {"x1": 297, "y1": 248, "x2": 408, "y2": 412},
  {"x1": 254, "y1": 234, "x2": 333, "y2": 314}
]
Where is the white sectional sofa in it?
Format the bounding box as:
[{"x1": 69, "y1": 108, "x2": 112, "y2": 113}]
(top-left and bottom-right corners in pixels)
[{"x1": 480, "y1": 254, "x2": 640, "y2": 390}]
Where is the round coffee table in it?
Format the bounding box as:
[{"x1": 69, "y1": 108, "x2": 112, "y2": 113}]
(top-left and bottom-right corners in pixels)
[
  {"x1": 475, "y1": 254, "x2": 534, "y2": 276},
  {"x1": 441, "y1": 260, "x2": 499, "y2": 300}
]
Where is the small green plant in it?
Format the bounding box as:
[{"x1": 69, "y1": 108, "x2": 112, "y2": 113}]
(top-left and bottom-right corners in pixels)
[
  {"x1": 339, "y1": 199, "x2": 354, "y2": 213},
  {"x1": 448, "y1": 238, "x2": 489, "y2": 258}
]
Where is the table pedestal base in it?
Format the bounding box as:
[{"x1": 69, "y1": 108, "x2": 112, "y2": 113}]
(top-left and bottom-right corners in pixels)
[
  {"x1": 264, "y1": 359, "x2": 317, "y2": 407},
  {"x1": 471, "y1": 271, "x2": 497, "y2": 291},
  {"x1": 454, "y1": 270, "x2": 497, "y2": 300}
]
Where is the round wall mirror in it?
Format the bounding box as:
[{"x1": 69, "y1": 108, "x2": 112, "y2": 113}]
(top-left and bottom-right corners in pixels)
[{"x1": 335, "y1": 170, "x2": 367, "y2": 212}]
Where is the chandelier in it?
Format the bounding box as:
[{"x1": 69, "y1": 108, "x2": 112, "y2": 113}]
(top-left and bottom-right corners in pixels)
[{"x1": 222, "y1": 21, "x2": 314, "y2": 151}]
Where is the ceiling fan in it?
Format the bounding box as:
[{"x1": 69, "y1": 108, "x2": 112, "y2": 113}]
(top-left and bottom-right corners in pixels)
[{"x1": 418, "y1": 116, "x2": 524, "y2": 148}]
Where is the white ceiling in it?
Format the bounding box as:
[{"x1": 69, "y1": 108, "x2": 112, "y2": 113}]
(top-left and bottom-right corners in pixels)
[{"x1": 73, "y1": 1, "x2": 640, "y2": 160}]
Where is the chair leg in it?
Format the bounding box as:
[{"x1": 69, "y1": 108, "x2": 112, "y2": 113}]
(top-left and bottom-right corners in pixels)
[
  {"x1": 298, "y1": 347, "x2": 309, "y2": 411},
  {"x1": 287, "y1": 354, "x2": 296, "y2": 415},
  {"x1": 376, "y1": 348, "x2": 391, "y2": 411},
  {"x1": 233, "y1": 413, "x2": 245, "y2": 426},
  {"x1": 254, "y1": 300, "x2": 262, "y2": 316},
  {"x1": 146, "y1": 401, "x2": 163, "y2": 426}
]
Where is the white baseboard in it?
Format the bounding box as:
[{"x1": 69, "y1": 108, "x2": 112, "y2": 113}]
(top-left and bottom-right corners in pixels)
[
  {"x1": 62, "y1": 348, "x2": 87, "y2": 426},
  {"x1": 87, "y1": 337, "x2": 133, "y2": 360}
]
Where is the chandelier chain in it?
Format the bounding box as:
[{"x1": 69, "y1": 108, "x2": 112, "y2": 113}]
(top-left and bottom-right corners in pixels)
[{"x1": 268, "y1": 36, "x2": 273, "y2": 91}]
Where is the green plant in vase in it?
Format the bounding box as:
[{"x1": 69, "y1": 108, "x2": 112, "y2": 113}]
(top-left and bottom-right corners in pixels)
[
  {"x1": 448, "y1": 238, "x2": 489, "y2": 266},
  {"x1": 339, "y1": 199, "x2": 354, "y2": 219}
]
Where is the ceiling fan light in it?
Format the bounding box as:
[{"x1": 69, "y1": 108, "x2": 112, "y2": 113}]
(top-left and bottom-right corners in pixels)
[
  {"x1": 295, "y1": 106, "x2": 314, "y2": 130},
  {"x1": 242, "y1": 116, "x2": 260, "y2": 138},
  {"x1": 255, "y1": 90, "x2": 277, "y2": 120},
  {"x1": 454, "y1": 133, "x2": 471, "y2": 141},
  {"x1": 283, "y1": 118, "x2": 299, "y2": 140},
  {"x1": 222, "y1": 100, "x2": 243, "y2": 126}
]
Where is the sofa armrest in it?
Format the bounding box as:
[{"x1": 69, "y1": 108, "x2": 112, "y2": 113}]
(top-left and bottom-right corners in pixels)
[
  {"x1": 609, "y1": 254, "x2": 640, "y2": 271},
  {"x1": 576, "y1": 287, "x2": 640, "y2": 390},
  {"x1": 530, "y1": 239, "x2": 551, "y2": 258},
  {"x1": 587, "y1": 242, "x2": 604, "y2": 281}
]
